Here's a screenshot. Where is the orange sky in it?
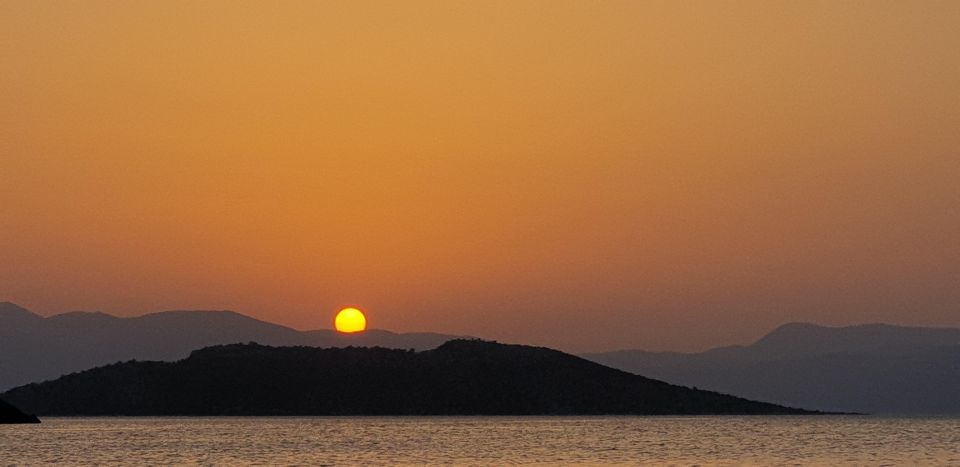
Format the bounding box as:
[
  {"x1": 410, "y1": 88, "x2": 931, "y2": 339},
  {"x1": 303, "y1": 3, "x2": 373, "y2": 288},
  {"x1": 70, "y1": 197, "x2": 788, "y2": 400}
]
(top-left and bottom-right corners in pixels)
[{"x1": 2, "y1": 1, "x2": 959, "y2": 352}]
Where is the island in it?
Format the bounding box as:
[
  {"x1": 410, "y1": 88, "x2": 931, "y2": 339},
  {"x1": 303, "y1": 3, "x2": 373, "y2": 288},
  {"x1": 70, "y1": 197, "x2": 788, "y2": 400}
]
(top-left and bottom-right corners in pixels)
[
  {"x1": 2, "y1": 340, "x2": 815, "y2": 416},
  {"x1": 0, "y1": 398, "x2": 40, "y2": 424}
]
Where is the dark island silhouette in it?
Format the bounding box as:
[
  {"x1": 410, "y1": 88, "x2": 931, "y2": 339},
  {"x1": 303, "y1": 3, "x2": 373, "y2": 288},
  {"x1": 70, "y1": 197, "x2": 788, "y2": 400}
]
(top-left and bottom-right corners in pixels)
[
  {"x1": 584, "y1": 322, "x2": 960, "y2": 414},
  {"x1": 0, "y1": 301, "x2": 462, "y2": 391},
  {"x1": 0, "y1": 398, "x2": 39, "y2": 424},
  {"x1": 2, "y1": 340, "x2": 814, "y2": 416}
]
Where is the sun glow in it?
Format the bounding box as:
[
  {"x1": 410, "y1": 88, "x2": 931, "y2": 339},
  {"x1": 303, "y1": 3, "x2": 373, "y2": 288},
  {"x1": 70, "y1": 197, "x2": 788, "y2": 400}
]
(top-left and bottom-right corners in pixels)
[{"x1": 335, "y1": 307, "x2": 367, "y2": 333}]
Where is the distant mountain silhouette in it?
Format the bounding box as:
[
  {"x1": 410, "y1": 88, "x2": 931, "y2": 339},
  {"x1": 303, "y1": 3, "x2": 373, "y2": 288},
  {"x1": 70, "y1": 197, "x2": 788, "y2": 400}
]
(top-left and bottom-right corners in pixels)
[
  {"x1": 0, "y1": 302, "x2": 462, "y2": 391},
  {"x1": 0, "y1": 398, "x2": 39, "y2": 424},
  {"x1": 583, "y1": 323, "x2": 960, "y2": 414},
  {"x1": 1, "y1": 340, "x2": 814, "y2": 416}
]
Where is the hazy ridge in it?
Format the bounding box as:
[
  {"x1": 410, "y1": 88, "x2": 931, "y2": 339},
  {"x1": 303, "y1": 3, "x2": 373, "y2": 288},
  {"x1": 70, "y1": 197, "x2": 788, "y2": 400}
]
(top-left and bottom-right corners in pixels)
[{"x1": 584, "y1": 322, "x2": 960, "y2": 414}]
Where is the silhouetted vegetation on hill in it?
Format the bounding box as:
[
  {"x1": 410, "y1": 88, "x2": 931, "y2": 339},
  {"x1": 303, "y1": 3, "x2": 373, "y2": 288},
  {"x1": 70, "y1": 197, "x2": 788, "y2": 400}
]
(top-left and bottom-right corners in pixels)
[
  {"x1": 2, "y1": 340, "x2": 813, "y2": 416},
  {"x1": 0, "y1": 398, "x2": 39, "y2": 424}
]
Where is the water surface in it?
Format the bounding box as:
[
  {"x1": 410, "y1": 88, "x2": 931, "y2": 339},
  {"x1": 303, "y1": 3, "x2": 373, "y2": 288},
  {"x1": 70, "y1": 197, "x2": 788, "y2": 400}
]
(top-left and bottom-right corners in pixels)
[{"x1": 2, "y1": 416, "x2": 958, "y2": 465}]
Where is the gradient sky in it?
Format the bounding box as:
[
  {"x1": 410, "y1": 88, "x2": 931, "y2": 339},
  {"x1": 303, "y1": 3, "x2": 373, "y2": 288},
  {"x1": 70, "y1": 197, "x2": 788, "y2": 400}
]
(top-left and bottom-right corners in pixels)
[{"x1": 2, "y1": 1, "x2": 959, "y2": 352}]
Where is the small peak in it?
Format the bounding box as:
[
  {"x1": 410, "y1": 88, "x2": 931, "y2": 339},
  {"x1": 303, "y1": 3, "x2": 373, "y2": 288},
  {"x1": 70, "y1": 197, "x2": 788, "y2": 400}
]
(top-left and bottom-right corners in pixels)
[
  {"x1": 0, "y1": 301, "x2": 29, "y2": 311},
  {"x1": 755, "y1": 322, "x2": 823, "y2": 340},
  {"x1": 141, "y1": 309, "x2": 267, "y2": 323},
  {"x1": 748, "y1": 322, "x2": 832, "y2": 352},
  {"x1": 772, "y1": 322, "x2": 823, "y2": 332},
  {"x1": 435, "y1": 338, "x2": 502, "y2": 351},
  {"x1": 433, "y1": 339, "x2": 561, "y2": 360},
  {"x1": 187, "y1": 342, "x2": 269, "y2": 359},
  {"x1": 149, "y1": 309, "x2": 243, "y2": 316},
  {"x1": 0, "y1": 302, "x2": 40, "y2": 319},
  {"x1": 48, "y1": 310, "x2": 118, "y2": 320}
]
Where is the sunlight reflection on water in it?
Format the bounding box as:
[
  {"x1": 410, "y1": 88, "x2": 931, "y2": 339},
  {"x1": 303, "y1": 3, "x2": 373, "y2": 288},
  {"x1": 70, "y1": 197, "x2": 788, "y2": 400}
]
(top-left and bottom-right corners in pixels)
[{"x1": 2, "y1": 416, "x2": 959, "y2": 465}]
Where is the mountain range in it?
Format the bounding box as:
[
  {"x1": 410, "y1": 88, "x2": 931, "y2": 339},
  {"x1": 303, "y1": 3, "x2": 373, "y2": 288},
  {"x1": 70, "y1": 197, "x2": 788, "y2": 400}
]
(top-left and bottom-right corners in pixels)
[
  {"x1": 1, "y1": 340, "x2": 812, "y2": 416},
  {"x1": 583, "y1": 322, "x2": 960, "y2": 414},
  {"x1": 0, "y1": 302, "x2": 460, "y2": 391},
  {"x1": 4, "y1": 301, "x2": 958, "y2": 414}
]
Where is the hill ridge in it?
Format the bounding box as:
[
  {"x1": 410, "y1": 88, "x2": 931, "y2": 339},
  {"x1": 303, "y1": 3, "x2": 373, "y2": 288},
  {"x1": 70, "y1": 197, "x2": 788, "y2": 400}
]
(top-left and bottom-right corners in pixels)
[{"x1": 2, "y1": 340, "x2": 815, "y2": 416}]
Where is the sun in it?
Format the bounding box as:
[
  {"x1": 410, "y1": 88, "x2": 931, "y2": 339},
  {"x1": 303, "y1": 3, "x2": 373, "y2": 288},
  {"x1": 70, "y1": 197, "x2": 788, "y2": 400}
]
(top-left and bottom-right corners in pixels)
[{"x1": 334, "y1": 307, "x2": 367, "y2": 333}]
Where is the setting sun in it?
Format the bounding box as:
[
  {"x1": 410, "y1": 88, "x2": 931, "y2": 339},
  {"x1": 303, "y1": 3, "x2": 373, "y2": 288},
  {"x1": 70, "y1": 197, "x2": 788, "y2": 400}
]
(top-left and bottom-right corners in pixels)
[{"x1": 334, "y1": 307, "x2": 367, "y2": 333}]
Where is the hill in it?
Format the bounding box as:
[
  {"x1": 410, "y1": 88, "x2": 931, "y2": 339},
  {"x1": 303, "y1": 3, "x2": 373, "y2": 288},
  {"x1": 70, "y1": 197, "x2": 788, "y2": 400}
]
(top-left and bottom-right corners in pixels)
[
  {"x1": 583, "y1": 323, "x2": 960, "y2": 414},
  {"x1": 1, "y1": 340, "x2": 813, "y2": 416},
  {"x1": 0, "y1": 302, "x2": 461, "y2": 391},
  {"x1": 0, "y1": 398, "x2": 39, "y2": 424}
]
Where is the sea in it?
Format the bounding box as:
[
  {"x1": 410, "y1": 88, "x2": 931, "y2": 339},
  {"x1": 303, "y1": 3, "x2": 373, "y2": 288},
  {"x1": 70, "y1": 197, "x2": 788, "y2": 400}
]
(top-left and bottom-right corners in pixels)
[{"x1": 2, "y1": 416, "x2": 958, "y2": 465}]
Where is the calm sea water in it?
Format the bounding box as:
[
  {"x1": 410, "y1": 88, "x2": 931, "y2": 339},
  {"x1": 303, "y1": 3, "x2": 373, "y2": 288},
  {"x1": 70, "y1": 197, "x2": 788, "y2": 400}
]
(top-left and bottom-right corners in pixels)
[{"x1": 2, "y1": 416, "x2": 958, "y2": 465}]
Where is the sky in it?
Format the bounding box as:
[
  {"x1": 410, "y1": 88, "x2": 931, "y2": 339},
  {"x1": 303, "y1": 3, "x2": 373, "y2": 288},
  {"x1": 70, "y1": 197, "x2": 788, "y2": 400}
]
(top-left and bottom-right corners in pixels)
[{"x1": 2, "y1": 1, "x2": 959, "y2": 353}]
